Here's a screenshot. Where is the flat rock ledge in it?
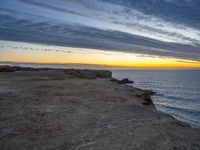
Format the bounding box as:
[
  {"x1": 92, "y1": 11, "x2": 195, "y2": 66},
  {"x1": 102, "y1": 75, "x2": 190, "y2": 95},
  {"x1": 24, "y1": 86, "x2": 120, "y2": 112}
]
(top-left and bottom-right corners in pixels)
[{"x1": 0, "y1": 66, "x2": 200, "y2": 150}]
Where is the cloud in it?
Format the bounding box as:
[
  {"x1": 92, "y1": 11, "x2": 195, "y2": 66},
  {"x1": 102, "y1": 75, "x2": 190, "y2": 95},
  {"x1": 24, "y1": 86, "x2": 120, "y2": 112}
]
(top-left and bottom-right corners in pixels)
[{"x1": 0, "y1": 0, "x2": 200, "y2": 61}]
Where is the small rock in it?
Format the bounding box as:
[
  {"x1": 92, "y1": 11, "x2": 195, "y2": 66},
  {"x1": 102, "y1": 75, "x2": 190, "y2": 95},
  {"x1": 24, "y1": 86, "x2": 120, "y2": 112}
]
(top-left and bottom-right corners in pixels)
[
  {"x1": 119, "y1": 78, "x2": 134, "y2": 84},
  {"x1": 144, "y1": 90, "x2": 155, "y2": 95},
  {"x1": 110, "y1": 78, "x2": 120, "y2": 82},
  {"x1": 110, "y1": 78, "x2": 134, "y2": 84},
  {"x1": 142, "y1": 93, "x2": 153, "y2": 105}
]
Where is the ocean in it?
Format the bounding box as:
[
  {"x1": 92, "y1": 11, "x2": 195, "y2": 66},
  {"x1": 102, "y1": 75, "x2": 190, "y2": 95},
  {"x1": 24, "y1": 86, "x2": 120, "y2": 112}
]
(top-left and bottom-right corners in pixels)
[{"x1": 112, "y1": 70, "x2": 200, "y2": 128}]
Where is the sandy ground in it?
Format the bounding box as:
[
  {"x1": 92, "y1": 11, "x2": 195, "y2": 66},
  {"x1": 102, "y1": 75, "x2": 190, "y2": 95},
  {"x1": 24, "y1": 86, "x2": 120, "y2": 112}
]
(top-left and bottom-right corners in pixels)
[{"x1": 0, "y1": 70, "x2": 200, "y2": 150}]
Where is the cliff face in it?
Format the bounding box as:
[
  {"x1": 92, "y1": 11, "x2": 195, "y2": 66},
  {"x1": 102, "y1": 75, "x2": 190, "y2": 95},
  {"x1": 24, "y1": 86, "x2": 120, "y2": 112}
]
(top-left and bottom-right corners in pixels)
[
  {"x1": 64, "y1": 69, "x2": 112, "y2": 79},
  {"x1": 0, "y1": 67, "x2": 200, "y2": 150},
  {"x1": 0, "y1": 66, "x2": 112, "y2": 79}
]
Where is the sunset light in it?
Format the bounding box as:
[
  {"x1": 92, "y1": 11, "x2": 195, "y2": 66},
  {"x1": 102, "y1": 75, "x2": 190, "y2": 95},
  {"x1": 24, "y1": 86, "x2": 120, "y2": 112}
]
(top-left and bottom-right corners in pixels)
[
  {"x1": 1, "y1": 0, "x2": 200, "y2": 149},
  {"x1": 1, "y1": 41, "x2": 200, "y2": 69}
]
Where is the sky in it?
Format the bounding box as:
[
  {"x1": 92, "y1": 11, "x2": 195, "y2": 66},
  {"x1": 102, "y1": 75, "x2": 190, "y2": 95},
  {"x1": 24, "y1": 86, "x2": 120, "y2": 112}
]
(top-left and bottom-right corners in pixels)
[{"x1": 0, "y1": 0, "x2": 200, "y2": 68}]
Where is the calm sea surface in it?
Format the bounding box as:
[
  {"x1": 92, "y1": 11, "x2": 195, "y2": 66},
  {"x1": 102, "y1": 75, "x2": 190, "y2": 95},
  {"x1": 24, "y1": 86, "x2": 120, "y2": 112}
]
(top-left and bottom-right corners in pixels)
[{"x1": 112, "y1": 70, "x2": 200, "y2": 128}]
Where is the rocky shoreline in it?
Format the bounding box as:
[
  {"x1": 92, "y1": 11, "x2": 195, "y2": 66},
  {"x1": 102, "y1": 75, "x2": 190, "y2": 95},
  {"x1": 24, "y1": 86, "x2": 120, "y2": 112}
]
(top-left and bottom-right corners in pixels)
[{"x1": 0, "y1": 66, "x2": 200, "y2": 150}]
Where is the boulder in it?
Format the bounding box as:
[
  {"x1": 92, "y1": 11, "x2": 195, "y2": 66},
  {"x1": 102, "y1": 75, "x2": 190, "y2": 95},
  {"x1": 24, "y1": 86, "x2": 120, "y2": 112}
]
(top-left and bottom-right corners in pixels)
[
  {"x1": 144, "y1": 90, "x2": 155, "y2": 95},
  {"x1": 110, "y1": 78, "x2": 120, "y2": 82},
  {"x1": 110, "y1": 78, "x2": 134, "y2": 84},
  {"x1": 119, "y1": 78, "x2": 134, "y2": 84},
  {"x1": 142, "y1": 92, "x2": 153, "y2": 105}
]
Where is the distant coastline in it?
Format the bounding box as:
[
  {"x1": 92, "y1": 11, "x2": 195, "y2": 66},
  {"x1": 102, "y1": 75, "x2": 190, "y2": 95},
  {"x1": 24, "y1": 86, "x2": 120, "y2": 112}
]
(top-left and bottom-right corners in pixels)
[{"x1": 1, "y1": 61, "x2": 200, "y2": 70}]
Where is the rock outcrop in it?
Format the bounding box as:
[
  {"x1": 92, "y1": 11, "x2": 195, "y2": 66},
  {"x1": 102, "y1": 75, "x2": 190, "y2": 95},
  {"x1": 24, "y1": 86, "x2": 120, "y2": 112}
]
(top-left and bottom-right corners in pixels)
[
  {"x1": 0, "y1": 66, "x2": 39, "y2": 72},
  {"x1": 119, "y1": 78, "x2": 134, "y2": 84},
  {"x1": 64, "y1": 69, "x2": 112, "y2": 79},
  {"x1": 135, "y1": 89, "x2": 155, "y2": 105},
  {"x1": 110, "y1": 77, "x2": 134, "y2": 84},
  {"x1": 0, "y1": 66, "x2": 112, "y2": 79}
]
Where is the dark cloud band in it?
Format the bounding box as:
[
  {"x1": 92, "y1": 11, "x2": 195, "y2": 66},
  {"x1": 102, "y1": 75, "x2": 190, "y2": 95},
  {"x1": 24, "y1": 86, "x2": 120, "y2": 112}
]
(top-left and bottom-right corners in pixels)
[{"x1": 0, "y1": 0, "x2": 200, "y2": 62}]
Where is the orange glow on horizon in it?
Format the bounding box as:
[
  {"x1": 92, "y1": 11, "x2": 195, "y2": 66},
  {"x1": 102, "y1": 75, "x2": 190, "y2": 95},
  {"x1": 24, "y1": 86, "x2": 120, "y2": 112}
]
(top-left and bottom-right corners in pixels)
[{"x1": 0, "y1": 41, "x2": 200, "y2": 69}]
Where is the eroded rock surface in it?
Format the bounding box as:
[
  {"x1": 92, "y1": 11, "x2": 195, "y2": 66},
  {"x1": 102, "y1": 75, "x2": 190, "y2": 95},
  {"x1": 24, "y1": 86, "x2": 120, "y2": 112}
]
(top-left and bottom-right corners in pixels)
[
  {"x1": 0, "y1": 70, "x2": 200, "y2": 150},
  {"x1": 0, "y1": 66, "x2": 112, "y2": 79}
]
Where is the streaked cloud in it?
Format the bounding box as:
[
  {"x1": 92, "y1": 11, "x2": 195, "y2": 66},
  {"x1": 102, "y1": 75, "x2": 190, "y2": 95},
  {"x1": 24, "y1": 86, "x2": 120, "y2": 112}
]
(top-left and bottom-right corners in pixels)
[{"x1": 0, "y1": 0, "x2": 200, "y2": 62}]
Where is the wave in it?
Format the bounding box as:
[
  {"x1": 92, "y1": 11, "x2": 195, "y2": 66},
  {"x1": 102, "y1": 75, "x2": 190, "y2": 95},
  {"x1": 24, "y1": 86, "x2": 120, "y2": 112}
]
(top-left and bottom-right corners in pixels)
[
  {"x1": 155, "y1": 103, "x2": 200, "y2": 128},
  {"x1": 156, "y1": 103, "x2": 200, "y2": 115},
  {"x1": 154, "y1": 92, "x2": 198, "y2": 103}
]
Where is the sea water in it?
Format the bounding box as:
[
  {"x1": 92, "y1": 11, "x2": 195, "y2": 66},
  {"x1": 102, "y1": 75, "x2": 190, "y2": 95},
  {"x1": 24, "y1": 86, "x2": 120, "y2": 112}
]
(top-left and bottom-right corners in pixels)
[{"x1": 112, "y1": 70, "x2": 200, "y2": 128}]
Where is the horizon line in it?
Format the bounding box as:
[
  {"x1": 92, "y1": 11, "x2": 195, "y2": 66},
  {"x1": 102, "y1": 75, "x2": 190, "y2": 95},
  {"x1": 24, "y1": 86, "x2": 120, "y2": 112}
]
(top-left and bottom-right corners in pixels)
[{"x1": 1, "y1": 61, "x2": 200, "y2": 70}]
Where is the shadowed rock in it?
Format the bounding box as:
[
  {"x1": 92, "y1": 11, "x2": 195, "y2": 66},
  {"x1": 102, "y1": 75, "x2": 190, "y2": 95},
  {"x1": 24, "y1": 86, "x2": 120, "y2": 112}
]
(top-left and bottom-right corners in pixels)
[
  {"x1": 64, "y1": 69, "x2": 112, "y2": 79},
  {"x1": 110, "y1": 77, "x2": 134, "y2": 84},
  {"x1": 119, "y1": 78, "x2": 134, "y2": 84},
  {"x1": 0, "y1": 66, "x2": 112, "y2": 79},
  {"x1": 142, "y1": 93, "x2": 153, "y2": 105},
  {"x1": 0, "y1": 66, "x2": 39, "y2": 72}
]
